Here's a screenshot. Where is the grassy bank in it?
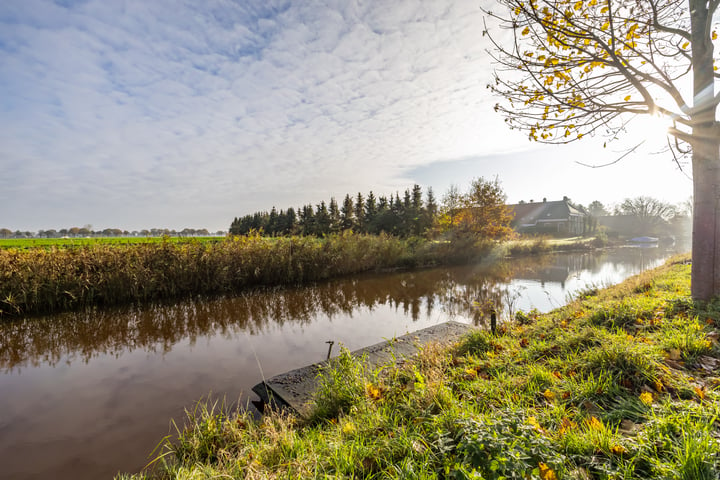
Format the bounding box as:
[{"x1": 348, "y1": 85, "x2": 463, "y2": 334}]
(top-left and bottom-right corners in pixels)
[
  {"x1": 120, "y1": 255, "x2": 720, "y2": 479},
  {"x1": 504, "y1": 235, "x2": 606, "y2": 256},
  {"x1": 0, "y1": 233, "x2": 494, "y2": 317}
]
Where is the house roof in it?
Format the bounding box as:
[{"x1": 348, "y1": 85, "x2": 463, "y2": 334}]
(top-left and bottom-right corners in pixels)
[{"x1": 508, "y1": 199, "x2": 584, "y2": 227}]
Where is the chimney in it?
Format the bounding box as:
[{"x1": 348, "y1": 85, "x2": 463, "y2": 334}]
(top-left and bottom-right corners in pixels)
[{"x1": 543, "y1": 197, "x2": 547, "y2": 203}]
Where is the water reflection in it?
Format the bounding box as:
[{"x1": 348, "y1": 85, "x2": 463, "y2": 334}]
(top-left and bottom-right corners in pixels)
[{"x1": 0, "y1": 247, "x2": 673, "y2": 374}]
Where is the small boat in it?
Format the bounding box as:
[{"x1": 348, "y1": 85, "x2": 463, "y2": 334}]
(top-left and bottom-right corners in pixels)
[{"x1": 630, "y1": 236, "x2": 659, "y2": 244}]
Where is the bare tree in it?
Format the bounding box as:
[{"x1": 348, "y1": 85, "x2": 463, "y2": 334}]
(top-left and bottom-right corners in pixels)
[
  {"x1": 619, "y1": 195, "x2": 676, "y2": 231},
  {"x1": 485, "y1": 0, "x2": 719, "y2": 300}
]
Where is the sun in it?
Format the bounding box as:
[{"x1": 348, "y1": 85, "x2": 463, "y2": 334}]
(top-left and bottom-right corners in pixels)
[{"x1": 629, "y1": 113, "x2": 672, "y2": 148}]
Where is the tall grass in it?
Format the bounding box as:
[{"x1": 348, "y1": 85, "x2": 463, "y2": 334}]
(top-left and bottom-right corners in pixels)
[{"x1": 0, "y1": 232, "x2": 491, "y2": 317}]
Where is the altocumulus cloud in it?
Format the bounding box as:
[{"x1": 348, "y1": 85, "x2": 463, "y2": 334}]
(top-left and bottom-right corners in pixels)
[
  {"x1": 1, "y1": 0, "x2": 525, "y2": 230},
  {"x1": 5, "y1": 0, "x2": 686, "y2": 232}
]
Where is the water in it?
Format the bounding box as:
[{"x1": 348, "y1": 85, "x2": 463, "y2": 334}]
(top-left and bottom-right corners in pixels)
[{"x1": 0, "y1": 246, "x2": 679, "y2": 479}]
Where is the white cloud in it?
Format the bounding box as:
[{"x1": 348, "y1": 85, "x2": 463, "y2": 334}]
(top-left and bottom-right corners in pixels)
[{"x1": 0, "y1": 0, "x2": 690, "y2": 231}]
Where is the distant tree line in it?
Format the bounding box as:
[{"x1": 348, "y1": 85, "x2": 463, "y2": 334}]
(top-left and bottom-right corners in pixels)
[
  {"x1": 230, "y1": 185, "x2": 439, "y2": 237},
  {"x1": 566, "y1": 196, "x2": 691, "y2": 237}
]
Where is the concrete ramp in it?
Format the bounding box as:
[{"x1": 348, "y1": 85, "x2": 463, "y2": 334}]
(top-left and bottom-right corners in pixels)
[{"x1": 251, "y1": 321, "x2": 474, "y2": 417}]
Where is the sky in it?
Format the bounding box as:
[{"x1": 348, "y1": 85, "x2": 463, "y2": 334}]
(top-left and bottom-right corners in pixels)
[{"x1": 0, "y1": 0, "x2": 694, "y2": 232}]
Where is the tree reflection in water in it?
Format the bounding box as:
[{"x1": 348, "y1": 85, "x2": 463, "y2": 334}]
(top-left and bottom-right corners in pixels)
[{"x1": 0, "y1": 247, "x2": 674, "y2": 372}]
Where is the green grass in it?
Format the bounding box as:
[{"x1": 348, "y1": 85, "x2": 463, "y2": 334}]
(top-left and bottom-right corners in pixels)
[
  {"x1": 0, "y1": 236, "x2": 224, "y2": 249},
  {"x1": 119, "y1": 254, "x2": 720, "y2": 479}
]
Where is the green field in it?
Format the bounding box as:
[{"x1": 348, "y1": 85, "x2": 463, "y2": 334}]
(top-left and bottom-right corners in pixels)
[{"x1": 0, "y1": 236, "x2": 225, "y2": 249}]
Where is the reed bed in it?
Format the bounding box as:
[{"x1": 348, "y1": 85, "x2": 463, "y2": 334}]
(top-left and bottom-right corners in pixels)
[{"x1": 0, "y1": 232, "x2": 490, "y2": 317}]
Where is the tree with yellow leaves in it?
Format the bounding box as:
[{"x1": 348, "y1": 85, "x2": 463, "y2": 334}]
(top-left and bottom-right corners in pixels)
[
  {"x1": 438, "y1": 177, "x2": 515, "y2": 240},
  {"x1": 485, "y1": 0, "x2": 719, "y2": 300}
]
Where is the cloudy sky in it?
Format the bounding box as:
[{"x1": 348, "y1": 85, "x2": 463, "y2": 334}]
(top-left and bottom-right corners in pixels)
[{"x1": 0, "y1": 0, "x2": 693, "y2": 232}]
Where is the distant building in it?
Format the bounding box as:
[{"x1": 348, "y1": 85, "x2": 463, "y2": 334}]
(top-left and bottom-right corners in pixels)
[{"x1": 508, "y1": 197, "x2": 586, "y2": 236}]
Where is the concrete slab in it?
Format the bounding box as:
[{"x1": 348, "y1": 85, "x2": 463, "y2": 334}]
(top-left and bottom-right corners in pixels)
[{"x1": 251, "y1": 321, "x2": 475, "y2": 417}]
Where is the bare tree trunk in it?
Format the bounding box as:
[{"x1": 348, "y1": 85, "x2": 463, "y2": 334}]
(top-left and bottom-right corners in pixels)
[
  {"x1": 692, "y1": 130, "x2": 720, "y2": 301},
  {"x1": 689, "y1": 0, "x2": 719, "y2": 301}
]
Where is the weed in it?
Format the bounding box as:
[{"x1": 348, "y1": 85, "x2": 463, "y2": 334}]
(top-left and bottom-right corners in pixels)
[{"x1": 308, "y1": 348, "x2": 368, "y2": 422}]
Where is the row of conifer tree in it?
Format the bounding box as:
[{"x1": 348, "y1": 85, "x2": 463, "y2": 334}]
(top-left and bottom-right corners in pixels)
[{"x1": 230, "y1": 185, "x2": 438, "y2": 237}]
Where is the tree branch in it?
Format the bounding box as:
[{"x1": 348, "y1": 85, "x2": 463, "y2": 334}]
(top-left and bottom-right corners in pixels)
[
  {"x1": 650, "y1": 1, "x2": 692, "y2": 41},
  {"x1": 575, "y1": 140, "x2": 645, "y2": 168}
]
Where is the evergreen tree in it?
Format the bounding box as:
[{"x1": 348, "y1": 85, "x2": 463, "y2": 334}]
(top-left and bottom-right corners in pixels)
[
  {"x1": 328, "y1": 197, "x2": 341, "y2": 233},
  {"x1": 315, "y1": 201, "x2": 331, "y2": 236},
  {"x1": 422, "y1": 187, "x2": 438, "y2": 235},
  {"x1": 369, "y1": 195, "x2": 390, "y2": 234},
  {"x1": 299, "y1": 204, "x2": 315, "y2": 235},
  {"x1": 284, "y1": 207, "x2": 297, "y2": 235},
  {"x1": 409, "y1": 184, "x2": 424, "y2": 235},
  {"x1": 364, "y1": 191, "x2": 377, "y2": 233},
  {"x1": 340, "y1": 194, "x2": 354, "y2": 231},
  {"x1": 268, "y1": 207, "x2": 279, "y2": 235},
  {"x1": 354, "y1": 192, "x2": 365, "y2": 232}
]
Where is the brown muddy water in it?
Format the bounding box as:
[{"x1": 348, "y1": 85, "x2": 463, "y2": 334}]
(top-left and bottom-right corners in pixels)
[{"x1": 0, "y1": 247, "x2": 678, "y2": 479}]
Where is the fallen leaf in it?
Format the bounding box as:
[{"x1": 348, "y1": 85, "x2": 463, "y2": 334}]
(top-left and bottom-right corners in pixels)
[
  {"x1": 610, "y1": 444, "x2": 626, "y2": 455},
  {"x1": 694, "y1": 386, "x2": 706, "y2": 400},
  {"x1": 539, "y1": 462, "x2": 558, "y2": 480}
]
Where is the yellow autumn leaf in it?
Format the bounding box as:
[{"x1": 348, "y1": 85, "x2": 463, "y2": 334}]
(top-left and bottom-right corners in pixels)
[
  {"x1": 682, "y1": 41, "x2": 690, "y2": 49},
  {"x1": 624, "y1": 95, "x2": 631, "y2": 101},
  {"x1": 522, "y1": 26, "x2": 530, "y2": 35},
  {"x1": 365, "y1": 383, "x2": 382, "y2": 400},
  {"x1": 610, "y1": 444, "x2": 627, "y2": 455},
  {"x1": 587, "y1": 416, "x2": 604, "y2": 431},
  {"x1": 713, "y1": 31, "x2": 718, "y2": 40},
  {"x1": 694, "y1": 386, "x2": 706, "y2": 400},
  {"x1": 528, "y1": 416, "x2": 542, "y2": 430},
  {"x1": 539, "y1": 462, "x2": 558, "y2": 480},
  {"x1": 543, "y1": 389, "x2": 556, "y2": 401}
]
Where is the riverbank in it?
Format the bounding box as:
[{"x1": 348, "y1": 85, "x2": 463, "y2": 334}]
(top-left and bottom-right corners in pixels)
[
  {"x1": 0, "y1": 232, "x2": 607, "y2": 318},
  {"x1": 118, "y1": 254, "x2": 720, "y2": 479}
]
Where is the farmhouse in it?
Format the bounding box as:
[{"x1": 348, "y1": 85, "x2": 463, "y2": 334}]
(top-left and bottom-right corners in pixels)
[{"x1": 508, "y1": 197, "x2": 586, "y2": 236}]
